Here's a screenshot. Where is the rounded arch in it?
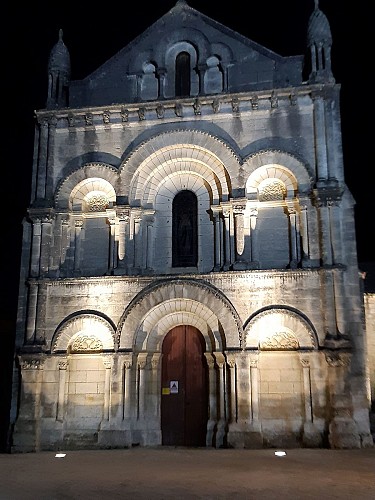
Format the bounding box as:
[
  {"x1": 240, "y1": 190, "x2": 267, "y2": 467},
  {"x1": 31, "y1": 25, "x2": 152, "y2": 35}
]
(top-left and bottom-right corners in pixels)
[
  {"x1": 52, "y1": 312, "x2": 116, "y2": 353},
  {"x1": 119, "y1": 130, "x2": 240, "y2": 204},
  {"x1": 244, "y1": 306, "x2": 318, "y2": 350},
  {"x1": 55, "y1": 162, "x2": 118, "y2": 209},
  {"x1": 244, "y1": 150, "x2": 313, "y2": 198},
  {"x1": 116, "y1": 278, "x2": 243, "y2": 351}
]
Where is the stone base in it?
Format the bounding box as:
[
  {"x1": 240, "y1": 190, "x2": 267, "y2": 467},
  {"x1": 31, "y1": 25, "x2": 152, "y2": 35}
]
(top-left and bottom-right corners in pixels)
[
  {"x1": 302, "y1": 422, "x2": 324, "y2": 448},
  {"x1": 98, "y1": 429, "x2": 132, "y2": 448},
  {"x1": 328, "y1": 418, "x2": 361, "y2": 449},
  {"x1": 227, "y1": 422, "x2": 263, "y2": 449}
]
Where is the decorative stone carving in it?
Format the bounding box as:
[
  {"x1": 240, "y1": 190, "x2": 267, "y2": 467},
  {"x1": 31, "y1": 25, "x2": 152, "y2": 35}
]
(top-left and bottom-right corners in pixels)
[
  {"x1": 251, "y1": 96, "x2": 259, "y2": 109},
  {"x1": 193, "y1": 98, "x2": 201, "y2": 115},
  {"x1": 70, "y1": 335, "x2": 103, "y2": 352},
  {"x1": 103, "y1": 111, "x2": 110, "y2": 124},
  {"x1": 156, "y1": 104, "x2": 164, "y2": 119},
  {"x1": 86, "y1": 193, "x2": 109, "y2": 212},
  {"x1": 121, "y1": 107, "x2": 129, "y2": 122},
  {"x1": 84, "y1": 113, "x2": 93, "y2": 126},
  {"x1": 67, "y1": 113, "x2": 75, "y2": 127},
  {"x1": 20, "y1": 358, "x2": 44, "y2": 370},
  {"x1": 270, "y1": 91, "x2": 278, "y2": 108},
  {"x1": 174, "y1": 103, "x2": 183, "y2": 117},
  {"x1": 325, "y1": 352, "x2": 352, "y2": 367},
  {"x1": 138, "y1": 107, "x2": 146, "y2": 120},
  {"x1": 212, "y1": 98, "x2": 220, "y2": 113},
  {"x1": 231, "y1": 97, "x2": 240, "y2": 114},
  {"x1": 58, "y1": 360, "x2": 68, "y2": 370},
  {"x1": 260, "y1": 330, "x2": 299, "y2": 350}
]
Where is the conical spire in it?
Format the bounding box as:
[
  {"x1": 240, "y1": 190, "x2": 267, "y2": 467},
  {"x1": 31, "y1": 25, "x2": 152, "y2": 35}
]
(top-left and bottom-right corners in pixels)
[
  {"x1": 307, "y1": 1, "x2": 334, "y2": 83},
  {"x1": 46, "y1": 29, "x2": 71, "y2": 109}
]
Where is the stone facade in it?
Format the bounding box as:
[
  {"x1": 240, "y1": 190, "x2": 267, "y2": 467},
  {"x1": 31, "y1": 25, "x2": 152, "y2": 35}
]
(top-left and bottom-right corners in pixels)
[{"x1": 10, "y1": 1, "x2": 374, "y2": 451}]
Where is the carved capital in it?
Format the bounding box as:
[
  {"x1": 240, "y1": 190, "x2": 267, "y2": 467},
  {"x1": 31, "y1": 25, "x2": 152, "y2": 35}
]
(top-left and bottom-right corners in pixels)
[{"x1": 58, "y1": 359, "x2": 68, "y2": 370}]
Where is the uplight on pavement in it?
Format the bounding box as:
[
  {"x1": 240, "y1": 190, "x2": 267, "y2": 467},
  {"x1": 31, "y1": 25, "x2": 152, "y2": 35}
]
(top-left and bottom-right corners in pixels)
[{"x1": 274, "y1": 450, "x2": 286, "y2": 457}]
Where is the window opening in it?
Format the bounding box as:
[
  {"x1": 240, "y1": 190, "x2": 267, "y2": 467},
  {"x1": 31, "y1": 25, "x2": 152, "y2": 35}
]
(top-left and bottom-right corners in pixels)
[
  {"x1": 172, "y1": 190, "x2": 198, "y2": 267},
  {"x1": 175, "y1": 52, "x2": 191, "y2": 97}
]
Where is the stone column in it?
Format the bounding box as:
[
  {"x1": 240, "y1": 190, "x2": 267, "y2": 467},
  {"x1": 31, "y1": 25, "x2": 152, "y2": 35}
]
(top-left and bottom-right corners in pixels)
[
  {"x1": 197, "y1": 63, "x2": 207, "y2": 94},
  {"x1": 225, "y1": 353, "x2": 237, "y2": 423},
  {"x1": 222, "y1": 205, "x2": 231, "y2": 271},
  {"x1": 299, "y1": 204, "x2": 310, "y2": 265},
  {"x1": 250, "y1": 354, "x2": 260, "y2": 424},
  {"x1": 132, "y1": 210, "x2": 143, "y2": 272},
  {"x1": 106, "y1": 215, "x2": 116, "y2": 274},
  {"x1": 73, "y1": 218, "x2": 84, "y2": 274},
  {"x1": 211, "y1": 206, "x2": 222, "y2": 271},
  {"x1": 233, "y1": 199, "x2": 247, "y2": 270},
  {"x1": 123, "y1": 355, "x2": 133, "y2": 421},
  {"x1": 300, "y1": 357, "x2": 313, "y2": 424},
  {"x1": 40, "y1": 214, "x2": 53, "y2": 275},
  {"x1": 30, "y1": 217, "x2": 42, "y2": 278},
  {"x1": 322, "y1": 270, "x2": 337, "y2": 338},
  {"x1": 103, "y1": 358, "x2": 112, "y2": 421},
  {"x1": 26, "y1": 281, "x2": 38, "y2": 343},
  {"x1": 59, "y1": 216, "x2": 70, "y2": 271},
  {"x1": 288, "y1": 207, "x2": 299, "y2": 269},
  {"x1": 56, "y1": 359, "x2": 68, "y2": 422},
  {"x1": 299, "y1": 355, "x2": 322, "y2": 446},
  {"x1": 249, "y1": 208, "x2": 259, "y2": 268},
  {"x1": 34, "y1": 283, "x2": 48, "y2": 345},
  {"x1": 313, "y1": 92, "x2": 328, "y2": 181},
  {"x1": 325, "y1": 352, "x2": 361, "y2": 448},
  {"x1": 116, "y1": 209, "x2": 130, "y2": 272},
  {"x1": 156, "y1": 68, "x2": 166, "y2": 98},
  {"x1": 143, "y1": 211, "x2": 155, "y2": 271},
  {"x1": 333, "y1": 268, "x2": 347, "y2": 336},
  {"x1": 316, "y1": 198, "x2": 333, "y2": 266},
  {"x1": 204, "y1": 353, "x2": 218, "y2": 447},
  {"x1": 328, "y1": 200, "x2": 343, "y2": 265},
  {"x1": 151, "y1": 353, "x2": 162, "y2": 419},
  {"x1": 36, "y1": 118, "x2": 49, "y2": 200},
  {"x1": 214, "y1": 352, "x2": 227, "y2": 447},
  {"x1": 45, "y1": 116, "x2": 57, "y2": 200},
  {"x1": 137, "y1": 353, "x2": 148, "y2": 420},
  {"x1": 13, "y1": 356, "x2": 45, "y2": 452}
]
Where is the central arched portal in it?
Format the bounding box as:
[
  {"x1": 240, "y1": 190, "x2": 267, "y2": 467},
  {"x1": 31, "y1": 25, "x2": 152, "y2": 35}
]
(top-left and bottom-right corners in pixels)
[{"x1": 161, "y1": 325, "x2": 208, "y2": 446}]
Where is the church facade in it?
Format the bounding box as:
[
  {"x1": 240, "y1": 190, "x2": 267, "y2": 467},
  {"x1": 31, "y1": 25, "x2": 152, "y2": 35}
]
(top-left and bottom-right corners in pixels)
[{"x1": 10, "y1": 1, "x2": 374, "y2": 451}]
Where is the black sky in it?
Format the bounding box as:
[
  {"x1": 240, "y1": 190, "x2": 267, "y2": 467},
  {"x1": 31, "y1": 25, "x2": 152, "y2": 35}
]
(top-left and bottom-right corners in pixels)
[{"x1": 3, "y1": 0, "x2": 373, "y2": 322}]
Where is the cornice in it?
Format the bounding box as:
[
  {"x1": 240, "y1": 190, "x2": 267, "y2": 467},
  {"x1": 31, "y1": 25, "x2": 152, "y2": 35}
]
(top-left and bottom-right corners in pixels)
[{"x1": 34, "y1": 83, "x2": 339, "y2": 125}]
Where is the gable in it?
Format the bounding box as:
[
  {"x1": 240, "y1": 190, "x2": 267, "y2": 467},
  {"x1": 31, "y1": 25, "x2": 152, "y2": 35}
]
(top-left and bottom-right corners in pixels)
[{"x1": 69, "y1": 1, "x2": 303, "y2": 108}]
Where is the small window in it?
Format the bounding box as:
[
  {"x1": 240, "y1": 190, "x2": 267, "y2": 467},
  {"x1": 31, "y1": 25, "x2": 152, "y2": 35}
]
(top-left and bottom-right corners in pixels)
[
  {"x1": 172, "y1": 190, "x2": 197, "y2": 267},
  {"x1": 175, "y1": 52, "x2": 191, "y2": 97}
]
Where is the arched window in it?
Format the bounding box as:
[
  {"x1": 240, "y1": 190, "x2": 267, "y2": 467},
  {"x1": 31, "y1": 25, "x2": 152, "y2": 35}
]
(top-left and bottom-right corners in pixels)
[
  {"x1": 175, "y1": 52, "x2": 191, "y2": 97},
  {"x1": 172, "y1": 190, "x2": 197, "y2": 267}
]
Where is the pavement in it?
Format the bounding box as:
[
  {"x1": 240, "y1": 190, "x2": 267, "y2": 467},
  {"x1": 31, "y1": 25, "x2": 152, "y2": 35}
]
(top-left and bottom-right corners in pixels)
[{"x1": 0, "y1": 446, "x2": 374, "y2": 499}]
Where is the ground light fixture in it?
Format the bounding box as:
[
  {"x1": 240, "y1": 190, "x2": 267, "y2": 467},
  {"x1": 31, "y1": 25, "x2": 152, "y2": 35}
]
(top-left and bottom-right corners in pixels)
[
  {"x1": 274, "y1": 450, "x2": 287, "y2": 457},
  {"x1": 55, "y1": 453, "x2": 66, "y2": 458}
]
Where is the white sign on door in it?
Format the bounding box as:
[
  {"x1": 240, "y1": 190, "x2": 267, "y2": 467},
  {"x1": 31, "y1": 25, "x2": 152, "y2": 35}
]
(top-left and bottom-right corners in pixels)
[{"x1": 170, "y1": 380, "x2": 179, "y2": 394}]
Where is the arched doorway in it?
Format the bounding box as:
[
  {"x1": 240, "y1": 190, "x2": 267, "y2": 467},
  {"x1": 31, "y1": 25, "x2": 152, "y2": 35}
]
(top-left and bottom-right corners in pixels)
[{"x1": 161, "y1": 325, "x2": 208, "y2": 446}]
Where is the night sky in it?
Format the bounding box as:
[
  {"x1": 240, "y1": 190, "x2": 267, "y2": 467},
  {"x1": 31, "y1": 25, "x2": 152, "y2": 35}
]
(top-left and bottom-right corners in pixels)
[{"x1": 3, "y1": 0, "x2": 373, "y2": 323}]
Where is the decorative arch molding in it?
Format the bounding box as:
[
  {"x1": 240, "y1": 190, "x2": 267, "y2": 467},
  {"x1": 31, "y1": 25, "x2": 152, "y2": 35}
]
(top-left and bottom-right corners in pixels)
[
  {"x1": 244, "y1": 306, "x2": 318, "y2": 350},
  {"x1": 117, "y1": 278, "x2": 243, "y2": 350},
  {"x1": 244, "y1": 150, "x2": 313, "y2": 197},
  {"x1": 152, "y1": 27, "x2": 212, "y2": 69},
  {"x1": 55, "y1": 162, "x2": 119, "y2": 209},
  {"x1": 52, "y1": 312, "x2": 116, "y2": 353},
  {"x1": 135, "y1": 305, "x2": 222, "y2": 352},
  {"x1": 119, "y1": 129, "x2": 240, "y2": 202}
]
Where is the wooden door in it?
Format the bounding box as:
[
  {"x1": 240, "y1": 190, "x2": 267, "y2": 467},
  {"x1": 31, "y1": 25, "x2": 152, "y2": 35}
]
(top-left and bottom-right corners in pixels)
[{"x1": 161, "y1": 325, "x2": 208, "y2": 446}]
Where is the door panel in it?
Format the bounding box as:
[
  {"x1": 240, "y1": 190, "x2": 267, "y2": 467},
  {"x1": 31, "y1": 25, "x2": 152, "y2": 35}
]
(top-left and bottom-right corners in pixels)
[{"x1": 161, "y1": 325, "x2": 208, "y2": 446}]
